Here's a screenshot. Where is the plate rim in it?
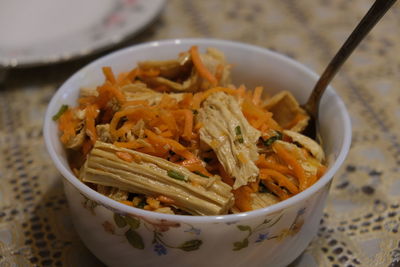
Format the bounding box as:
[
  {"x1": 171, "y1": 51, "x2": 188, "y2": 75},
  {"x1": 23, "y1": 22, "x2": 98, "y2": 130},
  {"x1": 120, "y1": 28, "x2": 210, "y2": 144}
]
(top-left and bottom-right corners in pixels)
[{"x1": 0, "y1": 0, "x2": 166, "y2": 68}]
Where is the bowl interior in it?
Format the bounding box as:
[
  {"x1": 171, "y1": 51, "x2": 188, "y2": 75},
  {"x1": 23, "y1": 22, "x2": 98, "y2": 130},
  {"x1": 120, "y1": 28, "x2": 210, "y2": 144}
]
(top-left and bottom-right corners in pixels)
[{"x1": 44, "y1": 38, "x2": 351, "y2": 220}]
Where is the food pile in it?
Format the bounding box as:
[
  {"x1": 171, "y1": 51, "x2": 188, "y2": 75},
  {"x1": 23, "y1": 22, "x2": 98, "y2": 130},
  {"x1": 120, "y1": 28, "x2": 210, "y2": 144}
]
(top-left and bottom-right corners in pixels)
[{"x1": 54, "y1": 46, "x2": 326, "y2": 215}]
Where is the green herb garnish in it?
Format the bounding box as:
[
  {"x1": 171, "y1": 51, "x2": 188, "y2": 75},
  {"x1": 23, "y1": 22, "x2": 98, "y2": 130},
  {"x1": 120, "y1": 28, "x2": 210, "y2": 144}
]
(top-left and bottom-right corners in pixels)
[
  {"x1": 167, "y1": 170, "x2": 186, "y2": 181},
  {"x1": 194, "y1": 171, "x2": 209, "y2": 178},
  {"x1": 235, "y1": 125, "x2": 242, "y2": 135},
  {"x1": 52, "y1": 104, "x2": 69, "y2": 121},
  {"x1": 263, "y1": 132, "x2": 283, "y2": 147},
  {"x1": 235, "y1": 126, "x2": 244, "y2": 143}
]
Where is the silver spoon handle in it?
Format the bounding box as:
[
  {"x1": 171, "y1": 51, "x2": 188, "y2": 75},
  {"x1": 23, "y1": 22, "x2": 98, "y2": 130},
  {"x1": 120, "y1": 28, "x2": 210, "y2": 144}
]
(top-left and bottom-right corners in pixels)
[{"x1": 305, "y1": 0, "x2": 397, "y2": 116}]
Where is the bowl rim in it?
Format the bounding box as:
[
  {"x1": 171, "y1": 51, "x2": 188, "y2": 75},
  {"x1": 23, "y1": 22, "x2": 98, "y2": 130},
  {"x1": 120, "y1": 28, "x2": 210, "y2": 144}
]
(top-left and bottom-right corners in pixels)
[{"x1": 44, "y1": 38, "x2": 352, "y2": 223}]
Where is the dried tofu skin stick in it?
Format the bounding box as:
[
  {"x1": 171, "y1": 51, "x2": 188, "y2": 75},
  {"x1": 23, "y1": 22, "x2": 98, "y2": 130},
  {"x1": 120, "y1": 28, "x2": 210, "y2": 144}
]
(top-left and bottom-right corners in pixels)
[
  {"x1": 250, "y1": 192, "x2": 280, "y2": 210},
  {"x1": 197, "y1": 92, "x2": 261, "y2": 189},
  {"x1": 120, "y1": 84, "x2": 185, "y2": 108},
  {"x1": 283, "y1": 130, "x2": 325, "y2": 162},
  {"x1": 81, "y1": 141, "x2": 234, "y2": 215},
  {"x1": 263, "y1": 91, "x2": 309, "y2": 132}
]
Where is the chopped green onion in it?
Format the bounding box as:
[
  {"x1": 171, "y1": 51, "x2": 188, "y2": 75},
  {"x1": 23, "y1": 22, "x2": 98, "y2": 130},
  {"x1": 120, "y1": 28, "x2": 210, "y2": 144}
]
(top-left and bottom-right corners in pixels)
[
  {"x1": 235, "y1": 126, "x2": 244, "y2": 143},
  {"x1": 263, "y1": 132, "x2": 283, "y2": 147},
  {"x1": 194, "y1": 171, "x2": 209, "y2": 178},
  {"x1": 235, "y1": 125, "x2": 242, "y2": 135},
  {"x1": 52, "y1": 105, "x2": 69, "y2": 121},
  {"x1": 167, "y1": 170, "x2": 186, "y2": 181}
]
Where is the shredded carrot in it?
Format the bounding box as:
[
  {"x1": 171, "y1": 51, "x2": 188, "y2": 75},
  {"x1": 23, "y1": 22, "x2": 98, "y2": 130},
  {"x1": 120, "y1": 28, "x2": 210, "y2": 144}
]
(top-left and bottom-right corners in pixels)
[
  {"x1": 241, "y1": 98, "x2": 281, "y2": 132},
  {"x1": 308, "y1": 165, "x2": 326, "y2": 186},
  {"x1": 58, "y1": 108, "x2": 79, "y2": 145},
  {"x1": 116, "y1": 72, "x2": 128, "y2": 83},
  {"x1": 262, "y1": 179, "x2": 290, "y2": 200},
  {"x1": 116, "y1": 151, "x2": 134, "y2": 162},
  {"x1": 158, "y1": 124, "x2": 169, "y2": 131},
  {"x1": 179, "y1": 93, "x2": 193, "y2": 109},
  {"x1": 102, "y1": 66, "x2": 117, "y2": 84},
  {"x1": 136, "y1": 146, "x2": 157, "y2": 155},
  {"x1": 96, "y1": 82, "x2": 126, "y2": 107},
  {"x1": 114, "y1": 121, "x2": 135, "y2": 139},
  {"x1": 110, "y1": 107, "x2": 151, "y2": 138},
  {"x1": 252, "y1": 86, "x2": 263, "y2": 106},
  {"x1": 125, "y1": 68, "x2": 139, "y2": 82},
  {"x1": 156, "y1": 195, "x2": 176, "y2": 205},
  {"x1": 256, "y1": 154, "x2": 294, "y2": 176},
  {"x1": 114, "y1": 140, "x2": 143, "y2": 149},
  {"x1": 144, "y1": 129, "x2": 197, "y2": 160},
  {"x1": 233, "y1": 186, "x2": 253, "y2": 212},
  {"x1": 259, "y1": 169, "x2": 299, "y2": 194},
  {"x1": 273, "y1": 142, "x2": 308, "y2": 191},
  {"x1": 82, "y1": 138, "x2": 93, "y2": 156},
  {"x1": 160, "y1": 130, "x2": 173, "y2": 138},
  {"x1": 194, "y1": 121, "x2": 203, "y2": 131},
  {"x1": 182, "y1": 109, "x2": 193, "y2": 140},
  {"x1": 120, "y1": 200, "x2": 134, "y2": 206},
  {"x1": 145, "y1": 197, "x2": 160, "y2": 210},
  {"x1": 180, "y1": 159, "x2": 212, "y2": 177},
  {"x1": 236, "y1": 84, "x2": 246, "y2": 99},
  {"x1": 160, "y1": 113, "x2": 178, "y2": 135},
  {"x1": 249, "y1": 181, "x2": 259, "y2": 192},
  {"x1": 85, "y1": 105, "x2": 99, "y2": 144},
  {"x1": 215, "y1": 64, "x2": 224, "y2": 81},
  {"x1": 189, "y1": 46, "x2": 218, "y2": 86},
  {"x1": 158, "y1": 94, "x2": 176, "y2": 109},
  {"x1": 192, "y1": 92, "x2": 203, "y2": 110},
  {"x1": 218, "y1": 163, "x2": 234, "y2": 186}
]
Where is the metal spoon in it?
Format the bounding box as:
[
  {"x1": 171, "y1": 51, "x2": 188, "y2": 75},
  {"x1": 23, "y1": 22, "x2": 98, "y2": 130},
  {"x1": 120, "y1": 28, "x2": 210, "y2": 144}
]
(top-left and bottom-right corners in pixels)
[{"x1": 302, "y1": 0, "x2": 397, "y2": 141}]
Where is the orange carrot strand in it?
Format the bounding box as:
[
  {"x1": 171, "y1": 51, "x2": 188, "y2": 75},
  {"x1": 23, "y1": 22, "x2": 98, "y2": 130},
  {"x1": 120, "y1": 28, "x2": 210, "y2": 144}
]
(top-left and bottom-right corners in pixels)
[{"x1": 190, "y1": 46, "x2": 218, "y2": 86}]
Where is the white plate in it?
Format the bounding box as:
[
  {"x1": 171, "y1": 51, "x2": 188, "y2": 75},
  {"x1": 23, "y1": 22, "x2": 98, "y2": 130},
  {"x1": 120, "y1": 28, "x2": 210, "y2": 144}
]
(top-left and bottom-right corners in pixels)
[{"x1": 0, "y1": 0, "x2": 165, "y2": 68}]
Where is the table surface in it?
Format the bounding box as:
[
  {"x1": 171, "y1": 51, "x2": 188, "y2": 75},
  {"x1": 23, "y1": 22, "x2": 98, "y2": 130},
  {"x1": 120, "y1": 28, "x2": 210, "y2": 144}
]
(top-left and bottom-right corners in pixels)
[{"x1": 1, "y1": 1, "x2": 399, "y2": 266}]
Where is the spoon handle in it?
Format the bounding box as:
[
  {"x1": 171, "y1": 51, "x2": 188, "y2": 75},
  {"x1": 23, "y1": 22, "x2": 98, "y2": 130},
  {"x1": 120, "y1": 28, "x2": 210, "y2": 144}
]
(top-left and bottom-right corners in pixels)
[{"x1": 305, "y1": 0, "x2": 397, "y2": 116}]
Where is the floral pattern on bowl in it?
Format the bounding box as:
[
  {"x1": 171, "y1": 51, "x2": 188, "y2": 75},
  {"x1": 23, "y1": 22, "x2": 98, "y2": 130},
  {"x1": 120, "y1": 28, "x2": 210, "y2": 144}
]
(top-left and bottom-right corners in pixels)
[
  {"x1": 80, "y1": 192, "x2": 308, "y2": 256},
  {"x1": 232, "y1": 207, "x2": 305, "y2": 251},
  {"x1": 81, "y1": 194, "x2": 203, "y2": 255}
]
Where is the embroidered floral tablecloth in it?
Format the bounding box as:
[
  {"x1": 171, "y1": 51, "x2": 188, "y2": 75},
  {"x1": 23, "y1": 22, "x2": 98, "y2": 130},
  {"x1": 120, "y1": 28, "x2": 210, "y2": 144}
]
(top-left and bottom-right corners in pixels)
[{"x1": 0, "y1": 0, "x2": 399, "y2": 266}]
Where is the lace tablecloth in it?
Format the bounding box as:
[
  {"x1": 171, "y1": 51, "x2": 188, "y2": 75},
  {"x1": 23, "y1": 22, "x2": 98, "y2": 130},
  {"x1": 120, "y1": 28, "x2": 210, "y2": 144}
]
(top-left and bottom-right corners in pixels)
[{"x1": 1, "y1": 0, "x2": 399, "y2": 266}]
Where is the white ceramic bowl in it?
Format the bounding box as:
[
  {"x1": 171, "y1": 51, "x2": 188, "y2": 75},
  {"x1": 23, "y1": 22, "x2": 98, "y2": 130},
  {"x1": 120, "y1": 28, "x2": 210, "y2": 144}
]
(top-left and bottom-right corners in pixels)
[{"x1": 43, "y1": 39, "x2": 351, "y2": 267}]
